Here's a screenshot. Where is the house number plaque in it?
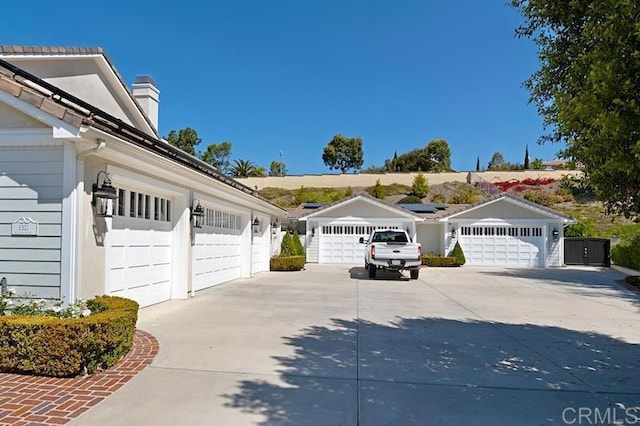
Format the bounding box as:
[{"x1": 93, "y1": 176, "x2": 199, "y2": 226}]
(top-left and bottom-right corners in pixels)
[{"x1": 11, "y1": 217, "x2": 39, "y2": 236}]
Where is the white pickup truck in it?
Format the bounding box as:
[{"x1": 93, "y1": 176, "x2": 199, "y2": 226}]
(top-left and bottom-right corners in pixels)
[{"x1": 360, "y1": 229, "x2": 422, "y2": 280}]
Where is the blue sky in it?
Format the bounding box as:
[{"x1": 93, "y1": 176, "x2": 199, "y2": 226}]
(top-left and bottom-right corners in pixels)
[{"x1": 2, "y1": 0, "x2": 563, "y2": 175}]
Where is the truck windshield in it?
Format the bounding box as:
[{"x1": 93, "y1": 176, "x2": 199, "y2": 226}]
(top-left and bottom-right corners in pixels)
[{"x1": 372, "y1": 231, "x2": 408, "y2": 243}]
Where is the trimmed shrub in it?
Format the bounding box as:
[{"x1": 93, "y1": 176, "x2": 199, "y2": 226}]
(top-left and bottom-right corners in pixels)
[
  {"x1": 422, "y1": 256, "x2": 459, "y2": 267},
  {"x1": 564, "y1": 220, "x2": 596, "y2": 238},
  {"x1": 280, "y1": 232, "x2": 296, "y2": 257},
  {"x1": 611, "y1": 235, "x2": 640, "y2": 270},
  {"x1": 397, "y1": 195, "x2": 423, "y2": 204},
  {"x1": 448, "y1": 241, "x2": 466, "y2": 266},
  {"x1": 369, "y1": 179, "x2": 386, "y2": 199},
  {"x1": 0, "y1": 296, "x2": 138, "y2": 377},
  {"x1": 291, "y1": 232, "x2": 305, "y2": 257},
  {"x1": 270, "y1": 256, "x2": 305, "y2": 271}
]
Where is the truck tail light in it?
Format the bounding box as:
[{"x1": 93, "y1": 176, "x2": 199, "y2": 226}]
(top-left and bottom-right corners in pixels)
[
  {"x1": 418, "y1": 244, "x2": 422, "y2": 260},
  {"x1": 371, "y1": 245, "x2": 376, "y2": 260}
]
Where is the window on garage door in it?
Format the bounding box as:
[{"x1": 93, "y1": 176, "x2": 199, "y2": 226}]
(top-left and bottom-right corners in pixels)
[{"x1": 460, "y1": 226, "x2": 542, "y2": 237}]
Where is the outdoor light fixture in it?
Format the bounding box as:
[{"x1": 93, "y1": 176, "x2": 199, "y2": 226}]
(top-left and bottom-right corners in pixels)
[
  {"x1": 311, "y1": 227, "x2": 316, "y2": 237},
  {"x1": 552, "y1": 228, "x2": 559, "y2": 240},
  {"x1": 92, "y1": 171, "x2": 118, "y2": 218},
  {"x1": 252, "y1": 217, "x2": 260, "y2": 234},
  {"x1": 450, "y1": 227, "x2": 457, "y2": 239},
  {"x1": 191, "y1": 199, "x2": 205, "y2": 229}
]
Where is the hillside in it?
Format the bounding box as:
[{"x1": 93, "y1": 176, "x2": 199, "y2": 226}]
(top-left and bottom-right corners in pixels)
[{"x1": 259, "y1": 176, "x2": 640, "y2": 241}]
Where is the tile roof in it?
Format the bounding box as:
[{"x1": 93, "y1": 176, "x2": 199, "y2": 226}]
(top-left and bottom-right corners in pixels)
[{"x1": 0, "y1": 55, "x2": 283, "y2": 212}]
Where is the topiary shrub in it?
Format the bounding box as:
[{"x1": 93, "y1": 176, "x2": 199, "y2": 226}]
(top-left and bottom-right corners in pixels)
[
  {"x1": 272, "y1": 231, "x2": 305, "y2": 271},
  {"x1": 448, "y1": 241, "x2": 466, "y2": 266},
  {"x1": 422, "y1": 256, "x2": 459, "y2": 267},
  {"x1": 0, "y1": 296, "x2": 138, "y2": 377},
  {"x1": 280, "y1": 232, "x2": 296, "y2": 257},
  {"x1": 270, "y1": 256, "x2": 306, "y2": 271}
]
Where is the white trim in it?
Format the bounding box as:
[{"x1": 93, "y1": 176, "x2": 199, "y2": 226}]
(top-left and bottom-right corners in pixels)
[
  {"x1": 448, "y1": 218, "x2": 563, "y2": 225},
  {"x1": 0, "y1": 129, "x2": 63, "y2": 147},
  {"x1": 442, "y1": 195, "x2": 573, "y2": 222},
  {"x1": 0, "y1": 90, "x2": 82, "y2": 138},
  {"x1": 60, "y1": 141, "x2": 76, "y2": 304}
]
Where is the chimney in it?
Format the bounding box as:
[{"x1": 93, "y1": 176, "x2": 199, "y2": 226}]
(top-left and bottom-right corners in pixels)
[{"x1": 132, "y1": 75, "x2": 160, "y2": 131}]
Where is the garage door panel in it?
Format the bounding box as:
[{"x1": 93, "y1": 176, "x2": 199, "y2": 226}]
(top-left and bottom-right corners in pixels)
[
  {"x1": 459, "y1": 225, "x2": 543, "y2": 267},
  {"x1": 318, "y1": 223, "x2": 401, "y2": 264},
  {"x1": 193, "y1": 207, "x2": 243, "y2": 292}
]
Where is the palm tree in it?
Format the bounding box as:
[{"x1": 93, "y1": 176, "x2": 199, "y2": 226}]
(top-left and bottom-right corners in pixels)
[{"x1": 231, "y1": 159, "x2": 258, "y2": 178}]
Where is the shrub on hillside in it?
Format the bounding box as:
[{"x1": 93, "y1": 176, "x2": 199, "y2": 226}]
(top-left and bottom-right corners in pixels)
[
  {"x1": 397, "y1": 195, "x2": 423, "y2": 204},
  {"x1": 448, "y1": 241, "x2": 466, "y2": 266},
  {"x1": 431, "y1": 193, "x2": 446, "y2": 204},
  {"x1": 523, "y1": 191, "x2": 564, "y2": 207},
  {"x1": 611, "y1": 235, "x2": 640, "y2": 271},
  {"x1": 369, "y1": 179, "x2": 386, "y2": 199},
  {"x1": 448, "y1": 185, "x2": 479, "y2": 204},
  {"x1": 411, "y1": 172, "x2": 430, "y2": 198}
]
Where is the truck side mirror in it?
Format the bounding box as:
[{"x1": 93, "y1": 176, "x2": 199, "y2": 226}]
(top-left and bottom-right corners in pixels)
[{"x1": 359, "y1": 237, "x2": 364, "y2": 244}]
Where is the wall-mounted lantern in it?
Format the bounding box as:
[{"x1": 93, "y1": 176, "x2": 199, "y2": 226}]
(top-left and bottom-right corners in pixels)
[
  {"x1": 252, "y1": 217, "x2": 260, "y2": 234},
  {"x1": 92, "y1": 171, "x2": 118, "y2": 218},
  {"x1": 311, "y1": 227, "x2": 316, "y2": 237},
  {"x1": 191, "y1": 199, "x2": 205, "y2": 229},
  {"x1": 552, "y1": 227, "x2": 559, "y2": 240},
  {"x1": 271, "y1": 220, "x2": 278, "y2": 234},
  {"x1": 450, "y1": 226, "x2": 457, "y2": 239}
]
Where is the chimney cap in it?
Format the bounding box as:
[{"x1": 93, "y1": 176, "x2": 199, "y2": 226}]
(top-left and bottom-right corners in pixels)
[{"x1": 133, "y1": 74, "x2": 157, "y2": 87}]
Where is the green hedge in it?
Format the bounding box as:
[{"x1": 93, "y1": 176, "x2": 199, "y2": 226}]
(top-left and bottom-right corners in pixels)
[
  {"x1": 612, "y1": 235, "x2": 640, "y2": 271},
  {"x1": 0, "y1": 296, "x2": 138, "y2": 377},
  {"x1": 270, "y1": 256, "x2": 306, "y2": 271},
  {"x1": 422, "y1": 256, "x2": 460, "y2": 267}
]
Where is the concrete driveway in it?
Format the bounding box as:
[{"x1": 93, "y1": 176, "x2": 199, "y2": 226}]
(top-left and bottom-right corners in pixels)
[{"x1": 72, "y1": 265, "x2": 640, "y2": 425}]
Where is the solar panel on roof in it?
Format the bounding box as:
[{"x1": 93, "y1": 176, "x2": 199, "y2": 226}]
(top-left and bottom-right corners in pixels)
[
  {"x1": 302, "y1": 203, "x2": 325, "y2": 209},
  {"x1": 432, "y1": 204, "x2": 447, "y2": 210},
  {"x1": 398, "y1": 203, "x2": 437, "y2": 213}
]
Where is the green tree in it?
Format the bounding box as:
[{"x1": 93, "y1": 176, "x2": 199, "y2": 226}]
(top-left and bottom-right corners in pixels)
[
  {"x1": 425, "y1": 139, "x2": 452, "y2": 172},
  {"x1": 531, "y1": 158, "x2": 544, "y2": 170},
  {"x1": 512, "y1": 0, "x2": 640, "y2": 219},
  {"x1": 476, "y1": 156, "x2": 480, "y2": 172},
  {"x1": 487, "y1": 152, "x2": 506, "y2": 170},
  {"x1": 411, "y1": 172, "x2": 430, "y2": 198},
  {"x1": 165, "y1": 127, "x2": 201, "y2": 155},
  {"x1": 269, "y1": 161, "x2": 287, "y2": 176},
  {"x1": 200, "y1": 141, "x2": 232, "y2": 174},
  {"x1": 322, "y1": 134, "x2": 364, "y2": 173},
  {"x1": 231, "y1": 159, "x2": 265, "y2": 177},
  {"x1": 370, "y1": 179, "x2": 386, "y2": 199},
  {"x1": 524, "y1": 145, "x2": 530, "y2": 170}
]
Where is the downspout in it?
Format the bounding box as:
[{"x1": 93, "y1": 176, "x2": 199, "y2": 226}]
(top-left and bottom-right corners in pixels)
[{"x1": 249, "y1": 210, "x2": 254, "y2": 278}]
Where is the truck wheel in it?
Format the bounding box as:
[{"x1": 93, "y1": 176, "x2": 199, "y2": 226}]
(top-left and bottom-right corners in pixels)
[
  {"x1": 368, "y1": 265, "x2": 377, "y2": 279},
  {"x1": 410, "y1": 269, "x2": 419, "y2": 280}
]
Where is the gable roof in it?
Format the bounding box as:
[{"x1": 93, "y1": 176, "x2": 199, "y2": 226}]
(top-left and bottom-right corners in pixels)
[
  {"x1": 0, "y1": 51, "x2": 284, "y2": 214},
  {"x1": 440, "y1": 193, "x2": 575, "y2": 222},
  {"x1": 297, "y1": 193, "x2": 424, "y2": 220},
  {"x1": 0, "y1": 45, "x2": 158, "y2": 138}
]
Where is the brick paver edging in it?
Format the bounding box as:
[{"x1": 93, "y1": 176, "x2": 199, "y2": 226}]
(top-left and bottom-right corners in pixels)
[{"x1": 0, "y1": 330, "x2": 158, "y2": 425}]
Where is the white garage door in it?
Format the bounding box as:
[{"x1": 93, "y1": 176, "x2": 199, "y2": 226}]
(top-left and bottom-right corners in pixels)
[
  {"x1": 458, "y1": 225, "x2": 544, "y2": 267},
  {"x1": 193, "y1": 208, "x2": 243, "y2": 292},
  {"x1": 109, "y1": 189, "x2": 173, "y2": 307},
  {"x1": 319, "y1": 224, "x2": 400, "y2": 264}
]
